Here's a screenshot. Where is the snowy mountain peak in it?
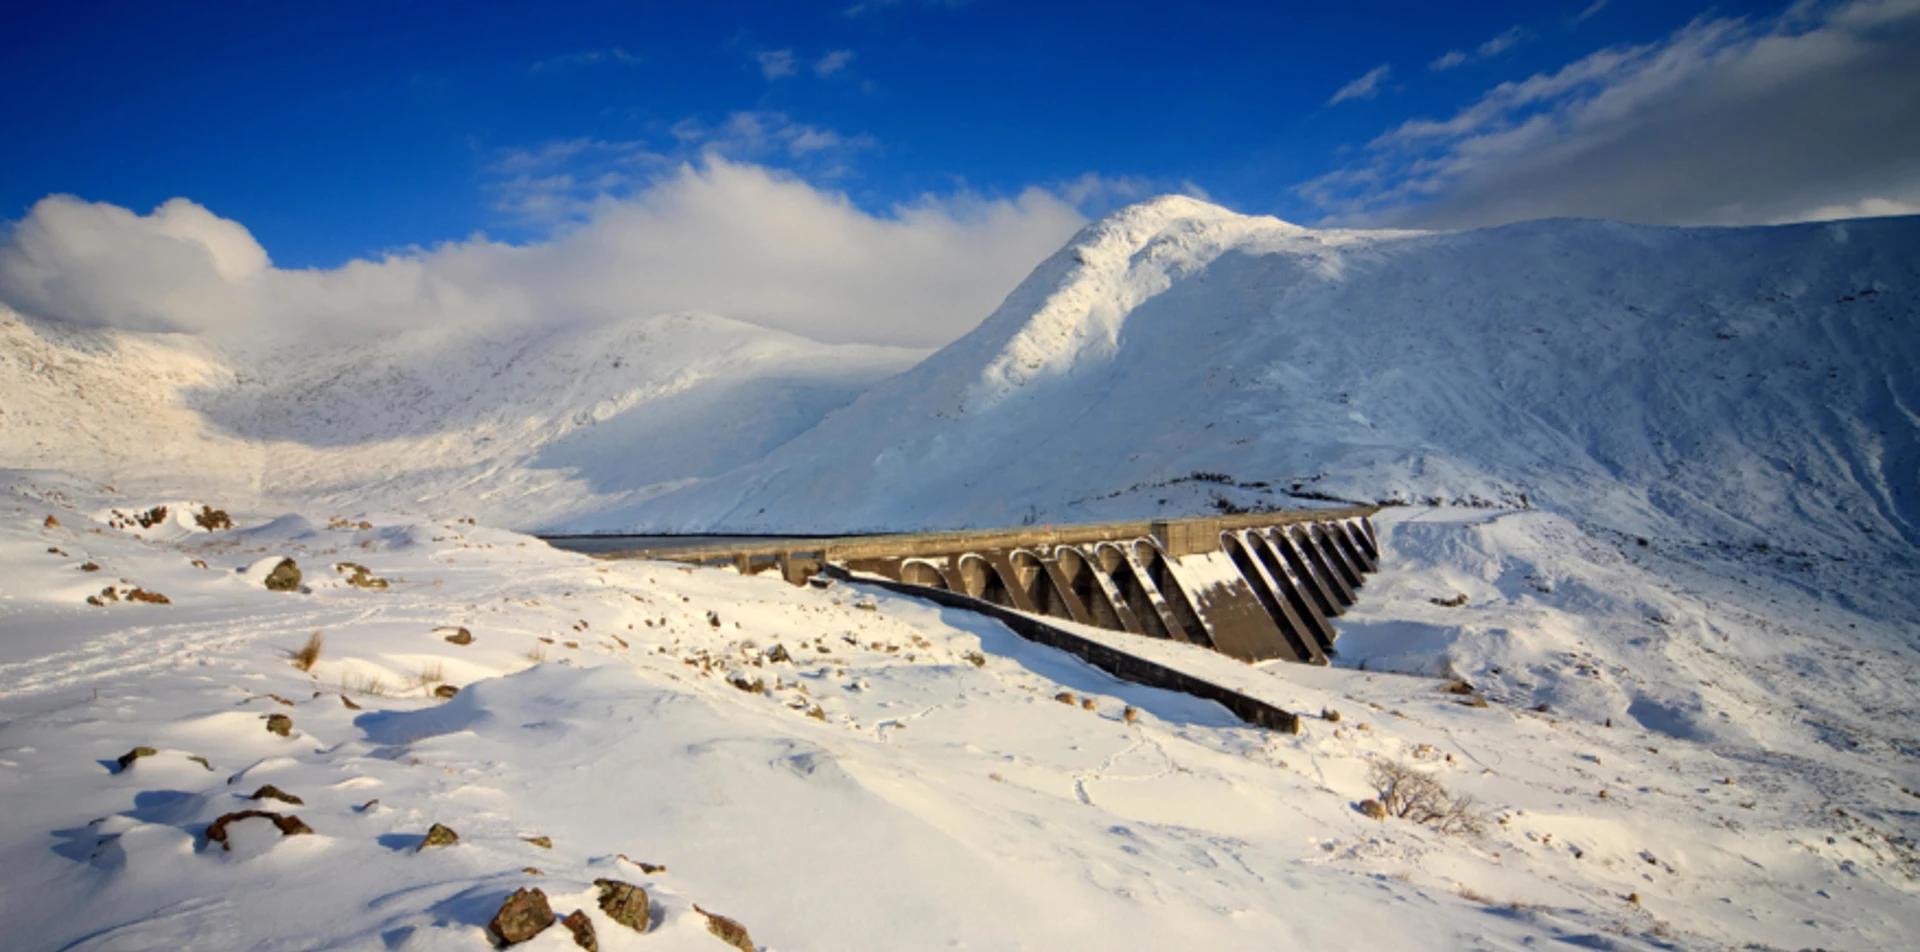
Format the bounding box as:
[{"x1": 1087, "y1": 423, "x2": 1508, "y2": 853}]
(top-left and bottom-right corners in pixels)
[{"x1": 944, "y1": 196, "x2": 1324, "y2": 417}]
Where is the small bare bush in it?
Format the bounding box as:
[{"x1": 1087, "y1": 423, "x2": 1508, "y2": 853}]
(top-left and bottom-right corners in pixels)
[
  {"x1": 293, "y1": 631, "x2": 324, "y2": 672},
  {"x1": 416, "y1": 661, "x2": 446, "y2": 687},
  {"x1": 525, "y1": 643, "x2": 548, "y2": 664},
  {"x1": 1369, "y1": 759, "x2": 1485, "y2": 836}
]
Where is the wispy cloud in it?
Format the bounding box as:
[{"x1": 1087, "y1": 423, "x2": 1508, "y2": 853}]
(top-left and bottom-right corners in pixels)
[
  {"x1": 1430, "y1": 26, "x2": 1527, "y2": 71},
  {"x1": 1575, "y1": 0, "x2": 1611, "y2": 25},
  {"x1": 814, "y1": 49, "x2": 856, "y2": 77},
  {"x1": 1328, "y1": 65, "x2": 1391, "y2": 105},
  {"x1": 753, "y1": 49, "x2": 797, "y2": 79},
  {"x1": 1298, "y1": 0, "x2": 1920, "y2": 228},
  {"x1": 530, "y1": 48, "x2": 641, "y2": 73}
]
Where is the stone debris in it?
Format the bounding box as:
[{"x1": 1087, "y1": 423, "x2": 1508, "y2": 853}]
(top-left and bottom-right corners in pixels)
[
  {"x1": 265, "y1": 714, "x2": 293, "y2": 737},
  {"x1": 264, "y1": 559, "x2": 302, "y2": 592},
  {"x1": 418, "y1": 823, "x2": 459, "y2": 849},
  {"x1": 115, "y1": 746, "x2": 158, "y2": 771},
  {"x1": 561, "y1": 909, "x2": 597, "y2": 951},
  {"x1": 488, "y1": 888, "x2": 554, "y2": 945},
  {"x1": 248, "y1": 784, "x2": 303, "y2": 806},
  {"x1": 695, "y1": 904, "x2": 754, "y2": 951},
  {"x1": 440, "y1": 626, "x2": 474, "y2": 645},
  {"x1": 205, "y1": 810, "x2": 313, "y2": 850},
  {"x1": 593, "y1": 879, "x2": 650, "y2": 934}
]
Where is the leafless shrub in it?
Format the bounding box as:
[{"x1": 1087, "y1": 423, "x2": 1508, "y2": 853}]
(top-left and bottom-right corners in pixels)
[
  {"x1": 293, "y1": 631, "x2": 324, "y2": 672},
  {"x1": 1369, "y1": 759, "x2": 1485, "y2": 836},
  {"x1": 417, "y1": 661, "x2": 446, "y2": 687},
  {"x1": 525, "y1": 643, "x2": 548, "y2": 664}
]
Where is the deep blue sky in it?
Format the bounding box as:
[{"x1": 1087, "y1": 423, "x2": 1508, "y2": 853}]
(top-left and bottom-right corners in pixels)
[{"x1": 0, "y1": 0, "x2": 1816, "y2": 267}]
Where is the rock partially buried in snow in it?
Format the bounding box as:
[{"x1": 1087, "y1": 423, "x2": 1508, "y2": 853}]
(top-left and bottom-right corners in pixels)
[
  {"x1": 263, "y1": 558, "x2": 301, "y2": 592},
  {"x1": 418, "y1": 823, "x2": 458, "y2": 849},
  {"x1": 593, "y1": 879, "x2": 649, "y2": 933},
  {"x1": 488, "y1": 888, "x2": 554, "y2": 945},
  {"x1": 265, "y1": 714, "x2": 292, "y2": 737},
  {"x1": 205, "y1": 810, "x2": 313, "y2": 850},
  {"x1": 695, "y1": 904, "x2": 753, "y2": 951},
  {"x1": 433, "y1": 684, "x2": 459, "y2": 699},
  {"x1": 441, "y1": 626, "x2": 474, "y2": 645},
  {"x1": 1359, "y1": 799, "x2": 1388, "y2": 820},
  {"x1": 115, "y1": 746, "x2": 157, "y2": 771},
  {"x1": 334, "y1": 561, "x2": 388, "y2": 589},
  {"x1": 561, "y1": 909, "x2": 597, "y2": 951},
  {"x1": 248, "y1": 784, "x2": 303, "y2": 805}
]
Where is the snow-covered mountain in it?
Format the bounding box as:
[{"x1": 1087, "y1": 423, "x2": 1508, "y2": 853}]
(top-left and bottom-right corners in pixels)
[
  {"x1": 617, "y1": 197, "x2": 1920, "y2": 565},
  {"x1": 0, "y1": 306, "x2": 923, "y2": 529}
]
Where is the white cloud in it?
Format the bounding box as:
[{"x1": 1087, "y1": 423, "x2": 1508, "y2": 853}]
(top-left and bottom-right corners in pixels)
[
  {"x1": 754, "y1": 49, "x2": 797, "y2": 79},
  {"x1": 1575, "y1": 0, "x2": 1611, "y2": 25},
  {"x1": 1328, "y1": 65, "x2": 1391, "y2": 104},
  {"x1": 0, "y1": 158, "x2": 1092, "y2": 348},
  {"x1": 814, "y1": 50, "x2": 856, "y2": 77},
  {"x1": 1430, "y1": 50, "x2": 1469, "y2": 71},
  {"x1": 1300, "y1": 0, "x2": 1920, "y2": 228}
]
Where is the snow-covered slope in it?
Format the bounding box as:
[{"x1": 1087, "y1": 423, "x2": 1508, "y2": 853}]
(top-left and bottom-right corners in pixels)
[
  {"x1": 617, "y1": 197, "x2": 1920, "y2": 563},
  {"x1": 0, "y1": 306, "x2": 922, "y2": 530}
]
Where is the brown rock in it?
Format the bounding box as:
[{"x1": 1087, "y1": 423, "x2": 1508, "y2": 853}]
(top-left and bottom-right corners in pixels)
[
  {"x1": 125, "y1": 588, "x2": 170, "y2": 604},
  {"x1": 339, "y1": 694, "x2": 362, "y2": 710},
  {"x1": 695, "y1": 904, "x2": 753, "y2": 951},
  {"x1": 43, "y1": 514, "x2": 60, "y2": 529},
  {"x1": 248, "y1": 784, "x2": 304, "y2": 805},
  {"x1": 336, "y1": 562, "x2": 388, "y2": 589},
  {"x1": 1055, "y1": 691, "x2": 1076, "y2": 705},
  {"x1": 562, "y1": 910, "x2": 598, "y2": 951},
  {"x1": 1359, "y1": 799, "x2": 1388, "y2": 820},
  {"x1": 265, "y1": 714, "x2": 293, "y2": 737},
  {"x1": 488, "y1": 888, "x2": 555, "y2": 945},
  {"x1": 116, "y1": 746, "x2": 157, "y2": 771},
  {"x1": 434, "y1": 684, "x2": 460, "y2": 699},
  {"x1": 594, "y1": 879, "x2": 650, "y2": 933},
  {"x1": 1322, "y1": 707, "x2": 1342, "y2": 723},
  {"x1": 264, "y1": 559, "x2": 302, "y2": 592},
  {"x1": 442, "y1": 627, "x2": 474, "y2": 645},
  {"x1": 522, "y1": 835, "x2": 552, "y2": 849},
  {"x1": 80, "y1": 562, "x2": 100, "y2": 572},
  {"x1": 419, "y1": 823, "x2": 459, "y2": 849},
  {"x1": 205, "y1": 810, "x2": 313, "y2": 849}
]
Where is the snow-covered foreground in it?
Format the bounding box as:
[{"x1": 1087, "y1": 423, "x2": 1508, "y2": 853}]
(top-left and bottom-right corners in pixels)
[{"x1": 5, "y1": 472, "x2": 1915, "y2": 951}]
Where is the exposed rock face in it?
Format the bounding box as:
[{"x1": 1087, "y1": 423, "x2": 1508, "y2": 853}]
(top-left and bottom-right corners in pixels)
[
  {"x1": 488, "y1": 888, "x2": 554, "y2": 945},
  {"x1": 593, "y1": 879, "x2": 650, "y2": 934},
  {"x1": 419, "y1": 823, "x2": 459, "y2": 849},
  {"x1": 115, "y1": 746, "x2": 157, "y2": 771},
  {"x1": 695, "y1": 904, "x2": 753, "y2": 951},
  {"x1": 205, "y1": 810, "x2": 313, "y2": 849},
  {"x1": 561, "y1": 909, "x2": 598, "y2": 951},
  {"x1": 265, "y1": 714, "x2": 292, "y2": 737},
  {"x1": 765, "y1": 644, "x2": 791, "y2": 663},
  {"x1": 264, "y1": 559, "x2": 302, "y2": 592},
  {"x1": 248, "y1": 784, "x2": 303, "y2": 805}
]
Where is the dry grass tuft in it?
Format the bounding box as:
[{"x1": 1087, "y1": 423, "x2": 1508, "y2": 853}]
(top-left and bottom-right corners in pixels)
[
  {"x1": 293, "y1": 631, "x2": 324, "y2": 672},
  {"x1": 339, "y1": 670, "x2": 392, "y2": 697},
  {"x1": 416, "y1": 661, "x2": 446, "y2": 688},
  {"x1": 524, "y1": 643, "x2": 548, "y2": 665}
]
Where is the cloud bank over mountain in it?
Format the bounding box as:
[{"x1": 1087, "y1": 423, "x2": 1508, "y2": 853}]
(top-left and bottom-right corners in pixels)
[{"x1": 0, "y1": 157, "x2": 1087, "y2": 347}]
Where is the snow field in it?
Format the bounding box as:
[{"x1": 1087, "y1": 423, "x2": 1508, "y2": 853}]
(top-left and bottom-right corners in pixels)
[{"x1": 3, "y1": 475, "x2": 1915, "y2": 950}]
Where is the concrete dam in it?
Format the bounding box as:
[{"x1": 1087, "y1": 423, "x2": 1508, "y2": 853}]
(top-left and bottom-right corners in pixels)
[{"x1": 588, "y1": 508, "x2": 1377, "y2": 693}]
